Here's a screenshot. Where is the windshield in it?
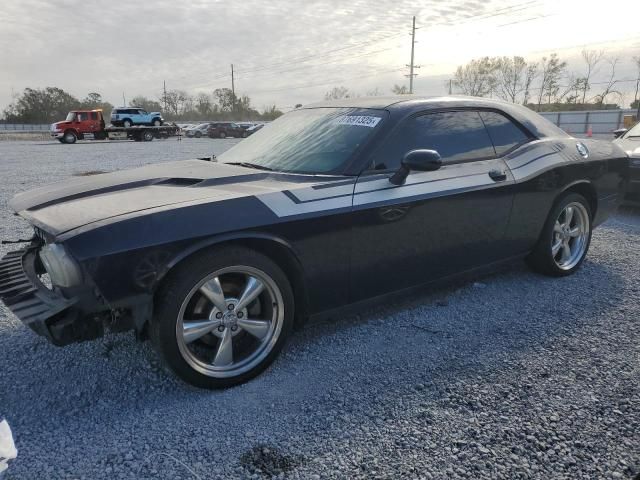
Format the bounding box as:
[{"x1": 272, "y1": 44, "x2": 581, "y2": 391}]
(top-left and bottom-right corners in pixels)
[
  {"x1": 218, "y1": 107, "x2": 386, "y2": 174},
  {"x1": 65, "y1": 112, "x2": 76, "y2": 122},
  {"x1": 625, "y1": 122, "x2": 640, "y2": 137}
]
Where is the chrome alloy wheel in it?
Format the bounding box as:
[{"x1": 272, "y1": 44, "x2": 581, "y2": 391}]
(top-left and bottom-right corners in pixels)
[
  {"x1": 551, "y1": 202, "x2": 590, "y2": 270},
  {"x1": 176, "y1": 266, "x2": 284, "y2": 378}
]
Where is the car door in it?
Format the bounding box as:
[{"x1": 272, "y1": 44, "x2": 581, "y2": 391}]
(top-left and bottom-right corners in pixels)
[
  {"x1": 349, "y1": 109, "x2": 517, "y2": 302},
  {"x1": 130, "y1": 109, "x2": 143, "y2": 124}
]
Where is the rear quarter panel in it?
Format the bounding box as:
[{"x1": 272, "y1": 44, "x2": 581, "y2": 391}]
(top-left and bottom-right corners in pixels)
[{"x1": 504, "y1": 138, "x2": 627, "y2": 255}]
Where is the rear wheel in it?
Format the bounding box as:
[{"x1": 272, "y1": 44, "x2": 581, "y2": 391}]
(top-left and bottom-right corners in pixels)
[
  {"x1": 241, "y1": 131, "x2": 248, "y2": 138},
  {"x1": 219, "y1": 131, "x2": 226, "y2": 139},
  {"x1": 63, "y1": 131, "x2": 77, "y2": 144},
  {"x1": 142, "y1": 130, "x2": 154, "y2": 142},
  {"x1": 526, "y1": 192, "x2": 592, "y2": 276},
  {"x1": 195, "y1": 131, "x2": 202, "y2": 138},
  {"x1": 151, "y1": 247, "x2": 294, "y2": 389},
  {"x1": 152, "y1": 119, "x2": 162, "y2": 127}
]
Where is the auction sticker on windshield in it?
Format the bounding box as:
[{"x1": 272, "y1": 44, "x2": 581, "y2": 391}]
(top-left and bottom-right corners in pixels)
[{"x1": 334, "y1": 115, "x2": 381, "y2": 128}]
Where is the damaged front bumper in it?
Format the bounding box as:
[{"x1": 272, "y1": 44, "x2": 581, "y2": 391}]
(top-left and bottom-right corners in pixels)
[{"x1": 0, "y1": 247, "x2": 103, "y2": 345}]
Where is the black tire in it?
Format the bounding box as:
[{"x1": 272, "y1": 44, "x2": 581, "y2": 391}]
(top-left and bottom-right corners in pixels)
[
  {"x1": 241, "y1": 131, "x2": 248, "y2": 138},
  {"x1": 62, "y1": 130, "x2": 77, "y2": 144},
  {"x1": 123, "y1": 119, "x2": 133, "y2": 128},
  {"x1": 219, "y1": 131, "x2": 226, "y2": 139},
  {"x1": 142, "y1": 130, "x2": 154, "y2": 142},
  {"x1": 152, "y1": 118, "x2": 162, "y2": 127},
  {"x1": 150, "y1": 246, "x2": 295, "y2": 389},
  {"x1": 526, "y1": 192, "x2": 592, "y2": 277},
  {"x1": 195, "y1": 131, "x2": 202, "y2": 138},
  {"x1": 57, "y1": 138, "x2": 65, "y2": 143}
]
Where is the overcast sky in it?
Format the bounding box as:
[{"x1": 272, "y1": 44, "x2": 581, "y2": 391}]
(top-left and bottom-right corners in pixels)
[{"x1": 1, "y1": 0, "x2": 639, "y2": 113}]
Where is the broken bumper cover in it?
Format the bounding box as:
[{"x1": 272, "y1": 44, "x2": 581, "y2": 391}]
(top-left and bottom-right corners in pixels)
[{"x1": 0, "y1": 248, "x2": 102, "y2": 346}]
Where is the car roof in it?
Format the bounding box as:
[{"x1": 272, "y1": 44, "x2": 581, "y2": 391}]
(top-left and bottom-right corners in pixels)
[{"x1": 301, "y1": 95, "x2": 569, "y2": 139}]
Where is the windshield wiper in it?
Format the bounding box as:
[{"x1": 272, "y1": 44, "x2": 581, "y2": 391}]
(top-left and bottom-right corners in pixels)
[{"x1": 225, "y1": 162, "x2": 274, "y2": 171}]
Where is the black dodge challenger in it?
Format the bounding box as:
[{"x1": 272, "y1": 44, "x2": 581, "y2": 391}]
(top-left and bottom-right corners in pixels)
[{"x1": 0, "y1": 96, "x2": 628, "y2": 388}]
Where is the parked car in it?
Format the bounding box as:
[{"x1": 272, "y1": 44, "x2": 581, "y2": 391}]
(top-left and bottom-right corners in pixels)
[
  {"x1": 245, "y1": 124, "x2": 264, "y2": 136},
  {"x1": 613, "y1": 121, "x2": 640, "y2": 205},
  {"x1": 0, "y1": 96, "x2": 627, "y2": 389},
  {"x1": 207, "y1": 122, "x2": 247, "y2": 138},
  {"x1": 111, "y1": 107, "x2": 163, "y2": 127},
  {"x1": 185, "y1": 123, "x2": 212, "y2": 138}
]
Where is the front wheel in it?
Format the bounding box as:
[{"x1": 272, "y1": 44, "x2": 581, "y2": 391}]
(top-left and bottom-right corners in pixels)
[
  {"x1": 142, "y1": 130, "x2": 154, "y2": 142},
  {"x1": 526, "y1": 192, "x2": 592, "y2": 276},
  {"x1": 151, "y1": 247, "x2": 294, "y2": 389},
  {"x1": 195, "y1": 131, "x2": 202, "y2": 138},
  {"x1": 123, "y1": 119, "x2": 132, "y2": 128},
  {"x1": 62, "y1": 131, "x2": 77, "y2": 144},
  {"x1": 219, "y1": 131, "x2": 226, "y2": 139},
  {"x1": 152, "y1": 119, "x2": 162, "y2": 126}
]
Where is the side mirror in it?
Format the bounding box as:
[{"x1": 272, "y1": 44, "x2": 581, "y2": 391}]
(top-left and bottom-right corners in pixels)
[
  {"x1": 613, "y1": 128, "x2": 627, "y2": 139},
  {"x1": 390, "y1": 149, "x2": 442, "y2": 185}
]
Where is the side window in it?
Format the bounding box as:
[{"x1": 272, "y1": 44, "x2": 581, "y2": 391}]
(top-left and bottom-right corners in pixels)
[
  {"x1": 373, "y1": 111, "x2": 495, "y2": 170},
  {"x1": 77, "y1": 112, "x2": 88, "y2": 121},
  {"x1": 90, "y1": 112, "x2": 98, "y2": 120},
  {"x1": 479, "y1": 111, "x2": 530, "y2": 156}
]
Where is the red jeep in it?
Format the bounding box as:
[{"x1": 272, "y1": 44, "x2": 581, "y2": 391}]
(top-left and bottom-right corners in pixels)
[{"x1": 50, "y1": 110, "x2": 107, "y2": 143}]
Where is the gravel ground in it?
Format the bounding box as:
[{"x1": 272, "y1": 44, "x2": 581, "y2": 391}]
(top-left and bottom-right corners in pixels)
[{"x1": 0, "y1": 138, "x2": 639, "y2": 480}]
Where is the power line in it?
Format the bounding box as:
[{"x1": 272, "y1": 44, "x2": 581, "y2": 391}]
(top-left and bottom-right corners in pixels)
[
  {"x1": 249, "y1": 67, "x2": 405, "y2": 95},
  {"x1": 180, "y1": 1, "x2": 543, "y2": 91}
]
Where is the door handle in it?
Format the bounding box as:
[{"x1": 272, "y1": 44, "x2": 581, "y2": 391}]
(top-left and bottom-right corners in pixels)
[{"x1": 488, "y1": 169, "x2": 507, "y2": 182}]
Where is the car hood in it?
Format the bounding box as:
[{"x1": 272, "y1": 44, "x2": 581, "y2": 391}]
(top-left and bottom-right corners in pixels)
[
  {"x1": 615, "y1": 137, "x2": 640, "y2": 157},
  {"x1": 52, "y1": 121, "x2": 71, "y2": 129},
  {"x1": 10, "y1": 160, "x2": 342, "y2": 238}
]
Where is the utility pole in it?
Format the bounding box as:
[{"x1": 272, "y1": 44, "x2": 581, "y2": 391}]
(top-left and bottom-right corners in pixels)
[
  {"x1": 448, "y1": 79, "x2": 452, "y2": 95},
  {"x1": 405, "y1": 16, "x2": 420, "y2": 94},
  {"x1": 231, "y1": 64, "x2": 236, "y2": 114},
  {"x1": 122, "y1": 92, "x2": 126, "y2": 107},
  {"x1": 163, "y1": 80, "x2": 167, "y2": 112}
]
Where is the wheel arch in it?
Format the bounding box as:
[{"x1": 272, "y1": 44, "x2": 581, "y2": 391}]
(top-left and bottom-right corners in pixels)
[
  {"x1": 560, "y1": 180, "x2": 597, "y2": 219},
  {"x1": 156, "y1": 232, "x2": 309, "y2": 323}
]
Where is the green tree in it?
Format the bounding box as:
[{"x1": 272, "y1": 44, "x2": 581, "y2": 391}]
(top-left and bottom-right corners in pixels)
[
  {"x1": 3, "y1": 87, "x2": 80, "y2": 123},
  {"x1": 130, "y1": 95, "x2": 163, "y2": 113},
  {"x1": 260, "y1": 105, "x2": 283, "y2": 120},
  {"x1": 80, "y1": 92, "x2": 113, "y2": 113}
]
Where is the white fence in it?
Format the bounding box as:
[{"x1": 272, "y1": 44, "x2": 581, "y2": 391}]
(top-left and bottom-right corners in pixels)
[
  {"x1": 0, "y1": 123, "x2": 50, "y2": 132},
  {"x1": 538, "y1": 109, "x2": 636, "y2": 136}
]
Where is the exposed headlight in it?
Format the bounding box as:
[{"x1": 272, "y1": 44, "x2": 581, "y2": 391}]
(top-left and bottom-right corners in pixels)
[{"x1": 39, "y1": 244, "x2": 82, "y2": 287}]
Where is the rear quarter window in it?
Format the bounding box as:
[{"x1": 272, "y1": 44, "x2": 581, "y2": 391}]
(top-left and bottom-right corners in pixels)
[{"x1": 479, "y1": 111, "x2": 531, "y2": 156}]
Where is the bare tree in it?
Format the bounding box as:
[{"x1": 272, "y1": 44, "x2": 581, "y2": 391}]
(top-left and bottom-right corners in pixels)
[
  {"x1": 632, "y1": 55, "x2": 640, "y2": 109},
  {"x1": 194, "y1": 92, "x2": 213, "y2": 117},
  {"x1": 324, "y1": 86, "x2": 352, "y2": 100},
  {"x1": 579, "y1": 49, "x2": 604, "y2": 104},
  {"x1": 365, "y1": 87, "x2": 382, "y2": 97},
  {"x1": 164, "y1": 89, "x2": 190, "y2": 116},
  {"x1": 392, "y1": 84, "x2": 409, "y2": 94},
  {"x1": 452, "y1": 57, "x2": 498, "y2": 97},
  {"x1": 494, "y1": 56, "x2": 529, "y2": 103},
  {"x1": 536, "y1": 54, "x2": 567, "y2": 109},
  {"x1": 522, "y1": 62, "x2": 538, "y2": 105},
  {"x1": 593, "y1": 57, "x2": 621, "y2": 106}
]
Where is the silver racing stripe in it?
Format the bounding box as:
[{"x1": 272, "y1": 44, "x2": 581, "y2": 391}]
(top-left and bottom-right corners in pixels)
[{"x1": 257, "y1": 141, "x2": 570, "y2": 219}]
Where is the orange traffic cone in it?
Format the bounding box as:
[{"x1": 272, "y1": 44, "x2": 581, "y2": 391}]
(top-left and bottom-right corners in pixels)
[{"x1": 586, "y1": 125, "x2": 593, "y2": 138}]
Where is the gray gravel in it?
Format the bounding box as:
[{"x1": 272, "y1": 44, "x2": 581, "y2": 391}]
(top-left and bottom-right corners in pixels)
[{"x1": 0, "y1": 138, "x2": 639, "y2": 479}]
